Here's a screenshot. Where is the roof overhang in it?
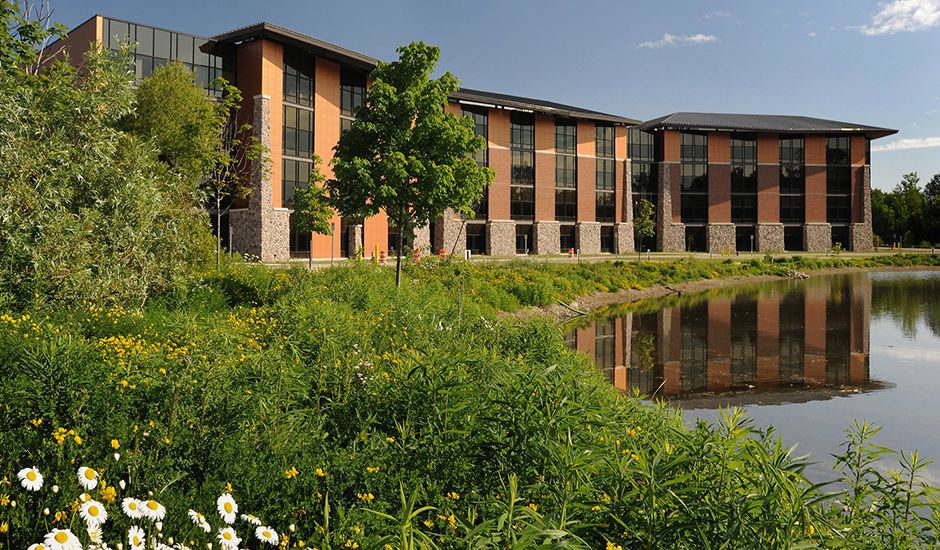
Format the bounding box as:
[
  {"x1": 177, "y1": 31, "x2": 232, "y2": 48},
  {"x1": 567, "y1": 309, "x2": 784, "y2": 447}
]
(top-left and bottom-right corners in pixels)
[
  {"x1": 633, "y1": 112, "x2": 898, "y2": 140},
  {"x1": 450, "y1": 88, "x2": 639, "y2": 126}
]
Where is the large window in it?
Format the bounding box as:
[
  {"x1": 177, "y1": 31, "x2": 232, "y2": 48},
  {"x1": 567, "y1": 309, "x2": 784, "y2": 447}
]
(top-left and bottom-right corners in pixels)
[
  {"x1": 680, "y1": 133, "x2": 708, "y2": 223},
  {"x1": 340, "y1": 67, "x2": 366, "y2": 135},
  {"x1": 555, "y1": 120, "x2": 577, "y2": 222},
  {"x1": 827, "y1": 136, "x2": 852, "y2": 226},
  {"x1": 628, "y1": 128, "x2": 658, "y2": 251},
  {"x1": 282, "y1": 52, "x2": 316, "y2": 209},
  {"x1": 780, "y1": 136, "x2": 805, "y2": 240},
  {"x1": 463, "y1": 106, "x2": 489, "y2": 220},
  {"x1": 102, "y1": 17, "x2": 231, "y2": 93},
  {"x1": 596, "y1": 125, "x2": 616, "y2": 223},
  {"x1": 283, "y1": 50, "x2": 314, "y2": 107},
  {"x1": 510, "y1": 113, "x2": 535, "y2": 220},
  {"x1": 730, "y1": 134, "x2": 757, "y2": 223}
]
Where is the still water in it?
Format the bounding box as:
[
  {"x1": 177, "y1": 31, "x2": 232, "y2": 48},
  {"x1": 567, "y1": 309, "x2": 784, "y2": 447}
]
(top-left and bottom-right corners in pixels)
[{"x1": 563, "y1": 270, "x2": 940, "y2": 482}]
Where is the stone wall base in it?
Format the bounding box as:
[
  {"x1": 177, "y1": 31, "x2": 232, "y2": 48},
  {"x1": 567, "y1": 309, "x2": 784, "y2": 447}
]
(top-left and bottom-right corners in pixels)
[
  {"x1": 349, "y1": 224, "x2": 363, "y2": 258},
  {"x1": 487, "y1": 220, "x2": 516, "y2": 257},
  {"x1": 576, "y1": 222, "x2": 601, "y2": 255},
  {"x1": 757, "y1": 224, "x2": 785, "y2": 253},
  {"x1": 851, "y1": 223, "x2": 874, "y2": 252},
  {"x1": 533, "y1": 221, "x2": 560, "y2": 255},
  {"x1": 805, "y1": 223, "x2": 831, "y2": 252},
  {"x1": 707, "y1": 223, "x2": 735, "y2": 253},
  {"x1": 412, "y1": 225, "x2": 431, "y2": 255},
  {"x1": 615, "y1": 222, "x2": 634, "y2": 254},
  {"x1": 230, "y1": 208, "x2": 290, "y2": 262},
  {"x1": 435, "y1": 211, "x2": 466, "y2": 256},
  {"x1": 660, "y1": 223, "x2": 685, "y2": 252}
]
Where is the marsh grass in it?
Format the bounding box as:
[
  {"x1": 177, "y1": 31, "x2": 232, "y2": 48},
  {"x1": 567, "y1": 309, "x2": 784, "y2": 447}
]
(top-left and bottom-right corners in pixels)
[{"x1": 2, "y1": 258, "x2": 939, "y2": 549}]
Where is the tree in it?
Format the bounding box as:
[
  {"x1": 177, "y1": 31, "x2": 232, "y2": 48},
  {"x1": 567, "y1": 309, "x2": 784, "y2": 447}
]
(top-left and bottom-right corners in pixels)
[
  {"x1": 633, "y1": 198, "x2": 656, "y2": 252},
  {"x1": 924, "y1": 173, "x2": 940, "y2": 204},
  {"x1": 126, "y1": 62, "x2": 266, "y2": 269},
  {"x1": 0, "y1": 10, "x2": 215, "y2": 307},
  {"x1": 290, "y1": 155, "x2": 334, "y2": 262},
  {"x1": 327, "y1": 41, "x2": 495, "y2": 286}
]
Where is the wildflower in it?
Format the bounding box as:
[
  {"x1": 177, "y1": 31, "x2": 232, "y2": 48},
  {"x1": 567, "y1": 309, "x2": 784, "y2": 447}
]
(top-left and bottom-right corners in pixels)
[
  {"x1": 447, "y1": 491, "x2": 460, "y2": 500},
  {"x1": 80, "y1": 499, "x2": 108, "y2": 526},
  {"x1": 77, "y1": 467, "x2": 99, "y2": 490},
  {"x1": 119, "y1": 480, "x2": 126, "y2": 490},
  {"x1": 122, "y1": 498, "x2": 144, "y2": 519},
  {"x1": 315, "y1": 468, "x2": 325, "y2": 477},
  {"x1": 255, "y1": 526, "x2": 279, "y2": 545},
  {"x1": 189, "y1": 510, "x2": 211, "y2": 533},
  {"x1": 143, "y1": 499, "x2": 167, "y2": 521},
  {"x1": 217, "y1": 527, "x2": 241, "y2": 549},
  {"x1": 52, "y1": 485, "x2": 59, "y2": 493},
  {"x1": 18, "y1": 466, "x2": 44, "y2": 491},
  {"x1": 87, "y1": 524, "x2": 103, "y2": 544},
  {"x1": 101, "y1": 485, "x2": 117, "y2": 503},
  {"x1": 44, "y1": 528, "x2": 82, "y2": 550},
  {"x1": 115, "y1": 453, "x2": 121, "y2": 462},
  {"x1": 0, "y1": 521, "x2": 6, "y2": 533},
  {"x1": 128, "y1": 525, "x2": 145, "y2": 550},
  {"x1": 284, "y1": 467, "x2": 299, "y2": 479},
  {"x1": 111, "y1": 439, "x2": 120, "y2": 450},
  {"x1": 241, "y1": 513, "x2": 261, "y2": 525},
  {"x1": 217, "y1": 493, "x2": 238, "y2": 524},
  {"x1": 27, "y1": 544, "x2": 47, "y2": 550}
]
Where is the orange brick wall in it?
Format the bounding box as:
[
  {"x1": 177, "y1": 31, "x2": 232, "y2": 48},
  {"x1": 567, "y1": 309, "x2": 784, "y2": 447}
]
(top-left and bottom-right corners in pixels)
[
  {"x1": 534, "y1": 115, "x2": 555, "y2": 221},
  {"x1": 488, "y1": 109, "x2": 511, "y2": 219},
  {"x1": 312, "y1": 57, "x2": 343, "y2": 258},
  {"x1": 577, "y1": 121, "x2": 595, "y2": 221}
]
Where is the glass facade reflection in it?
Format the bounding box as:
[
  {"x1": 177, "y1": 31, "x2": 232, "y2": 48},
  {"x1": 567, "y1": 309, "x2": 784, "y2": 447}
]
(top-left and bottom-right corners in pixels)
[{"x1": 563, "y1": 273, "x2": 872, "y2": 406}]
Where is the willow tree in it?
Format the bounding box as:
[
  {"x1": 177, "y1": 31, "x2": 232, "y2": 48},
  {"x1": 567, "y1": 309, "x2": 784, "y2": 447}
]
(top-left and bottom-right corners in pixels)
[{"x1": 327, "y1": 41, "x2": 494, "y2": 287}]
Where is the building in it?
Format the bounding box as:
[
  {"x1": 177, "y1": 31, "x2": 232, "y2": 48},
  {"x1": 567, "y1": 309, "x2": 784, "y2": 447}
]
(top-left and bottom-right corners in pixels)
[{"x1": 51, "y1": 16, "x2": 897, "y2": 260}]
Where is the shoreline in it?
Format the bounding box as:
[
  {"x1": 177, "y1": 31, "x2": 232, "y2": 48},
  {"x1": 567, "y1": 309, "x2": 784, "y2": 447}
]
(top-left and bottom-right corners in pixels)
[{"x1": 535, "y1": 264, "x2": 940, "y2": 321}]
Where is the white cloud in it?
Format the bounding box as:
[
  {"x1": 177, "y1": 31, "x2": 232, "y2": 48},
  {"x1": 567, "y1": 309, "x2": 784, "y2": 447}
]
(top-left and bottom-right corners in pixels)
[
  {"x1": 809, "y1": 32, "x2": 818, "y2": 36},
  {"x1": 703, "y1": 11, "x2": 730, "y2": 19},
  {"x1": 858, "y1": 0, "x2": 940, "y2": 35},
  {"x1": 871, "y1": 136, "x2": 940, "y2": 151},
  {"x1": 637, "y1": 33, "x2": 719, "y2": 48}
]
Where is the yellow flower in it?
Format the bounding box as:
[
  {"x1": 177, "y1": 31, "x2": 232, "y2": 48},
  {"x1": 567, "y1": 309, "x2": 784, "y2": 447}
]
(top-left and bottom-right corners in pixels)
[
  {"x1": 315, "y1": 468, "x2": 325, "y2": 477},
  {"x1": 111, "y1": 439, "x2": 120, "y2": 450}
]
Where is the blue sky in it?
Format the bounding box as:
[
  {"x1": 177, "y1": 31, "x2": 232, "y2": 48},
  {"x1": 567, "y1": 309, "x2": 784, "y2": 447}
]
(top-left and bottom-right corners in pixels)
[{"x1": 51, "y1": 0, "x2": 940, "y2": 191}]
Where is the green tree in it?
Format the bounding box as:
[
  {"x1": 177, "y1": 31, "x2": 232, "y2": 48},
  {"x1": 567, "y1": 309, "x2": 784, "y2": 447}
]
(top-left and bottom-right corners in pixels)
[
  {"x1": 633, "y1": 198, "x2": 656, "y2": 252},
  {"x1": 126, "y1": 62, "x2": 266, "y2": 269},
  {"x1": 290, "y1": 154, "x2": 334, "y2": 261},
  {"x1": 0, "y1": 16, "x2": 214, "y2": 307},
  {"x1": 888, "y1": 173, "x2": 927, "y2": 246},
  {"x1": 924, "y1": 173, "x2": 940, "y2": 204},
  {"x1": 327, "y1": 41, "x2": 495, "y2": 286}
]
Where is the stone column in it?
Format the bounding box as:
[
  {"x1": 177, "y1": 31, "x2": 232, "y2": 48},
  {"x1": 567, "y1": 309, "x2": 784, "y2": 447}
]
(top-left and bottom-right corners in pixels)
[
  {"x1": 805, "y1": 223, "x2": 831, "y2": 252},
  {"x1": 487, "y1": 220, "x2": 516, "y2": 256},
  {"x1": 706, "y1": 223, "x2": 735, "y2": 253},
  {"x1": 434, "y1": 210, "x2": 467, "y2": 256},
  {"x1": 576, "y1": 222, "x2": 601, "y2": 255},
  {"x1": 229, "y1": 94, "x2": 290, "y2": 262},
  {"x1": 412, "y1": 225, "x2": 431, "y2": 255},
  {"x1": 657, "y1": 162, "x2": 685, "y2": 252},
  {"x1": 533, "y1": 221, "x2": 560, "y2": 255},
  {"x1": 616, "y1": 158, "x2": 635, "y2": 253},
  {"x1": 851, "y1": 165, "x2": 875, "y2": 251},
  {"x1": 349, "y1": 224, "x2": 363, "y2": 258},
  {"x1": 756, "y1": 224, "x2": 785, "y2": 252}
]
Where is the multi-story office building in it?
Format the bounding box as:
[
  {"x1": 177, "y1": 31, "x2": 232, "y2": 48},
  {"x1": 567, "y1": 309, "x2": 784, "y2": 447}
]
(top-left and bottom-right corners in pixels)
[{"x1": 52, "y1": 16, "x2": 897, "y2": 259}]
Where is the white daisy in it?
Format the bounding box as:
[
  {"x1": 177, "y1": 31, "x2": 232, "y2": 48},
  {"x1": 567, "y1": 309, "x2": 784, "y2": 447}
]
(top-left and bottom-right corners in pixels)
[
  {"x1": 240, "y1": 513, "x2": 261, "y2": 526},
  {"x1": 80, "y1": 499, "x2": 108, "y2": 526},
  {"x1": 128, "y1": 526, "x2": 145, "y2": 550},
  {"x1": 27, "y1": 544, "x2": 47, "y2": 550},
  {"x1": 142, "y1": 499, "x2": 167, "y2": 521},
  {"x1": 77, "y1": 467, "x2": 99, "y2": 490},
  {"x1": 188, "y1": 509, "x2": 211, "y2": 533},
  {"x1": 122, "y1": 498, "x2": 144, "y2": 520},
  {"x1": 18, "y1": 466, "x2": 44, "y2": 491},
  {"x1": 217, "y1": 527, "x2": 241, "y2": 549},
  {"x1": 255, "y1": 526, "x2": 279, "y2": 545},
  {"x1": 87, "y1": 523, "x2": 103, "y2": 544},
  {"x1": 44, "y1": 529, "x2": 82, "y2": 550},
  {"x1": 216, "y1": 493, "x2": 238, "y2": 524}
]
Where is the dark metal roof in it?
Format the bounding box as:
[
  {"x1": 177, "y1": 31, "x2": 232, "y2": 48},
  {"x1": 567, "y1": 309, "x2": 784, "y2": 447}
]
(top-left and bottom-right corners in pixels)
[
  {"x1": 211, "y1": 22, "x2": 379, "y2": 73},
  {"x1": 633, "y1": 112, "x2": 897, "y2": 140},
  {"x1": 451, "y1": 88, "x2": 640, "y2": 125}
]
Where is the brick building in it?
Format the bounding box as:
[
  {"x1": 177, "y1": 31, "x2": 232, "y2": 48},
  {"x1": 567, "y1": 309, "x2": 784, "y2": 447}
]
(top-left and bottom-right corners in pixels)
[{"x1": 52, "y1": 16, "x2": 897, "y2": 260}]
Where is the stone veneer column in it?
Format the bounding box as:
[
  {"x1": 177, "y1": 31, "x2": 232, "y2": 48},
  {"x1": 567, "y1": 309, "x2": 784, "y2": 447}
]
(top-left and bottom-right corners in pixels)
[
  {"x1": 657, "y1": 162, "x2": 685, "y2": 252},
  {"x1": 851, "y1": 165, "x2": 875, "y2": 251},
  {"x1": 805, "y1": 223, "x2": 831, "y2": 252},
  {"x1": 435, "y1": 210, "x2": 467, "y2": 255},
  {"x1": 349, "y1": 225, "x2": 364, "y2": 258},
  {"x1": 756, "y1": 224, "x2": 785, "y2": 252},
  {"x1": 533, "y1": 221, "x2": 560, "y2": 255},
  {"x1": 616, "y1": 158, "x2": 634, "y2": 253},
  {"x1": 706, "y1": 223, "x2": 735, "y2": 253},
  {"x1": 229, "y1": 94, "x2": 290, "y2": 262},
  {"x1": 412, "y1": 225, "x2": 431, "y2": 255},
  {"x1": 576, "y1": 222, "x2": 601, "y2": 255},
  {"x1": 487, "y1": 220, "x2": 516, "y2": 256}
]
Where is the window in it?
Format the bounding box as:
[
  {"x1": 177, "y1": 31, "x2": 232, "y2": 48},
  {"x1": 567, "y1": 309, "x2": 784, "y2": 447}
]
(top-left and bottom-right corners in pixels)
[
  {"x1": 466, "y1": 223, "x2": 486, "y2": 255},
  {"x1": 596, "y1": 125, "x2": 616, "y2": 223},
  {"x1": 560, "y1": 224, "x2": 576, "y2": 253},
  {"x1": 780, "y1": 136, "x2": 805, "y2": 229},
  {"x1": 283, "y1": 106, "x2": 314, "y2": 159},
  {"x1": 283, "y1": 50, "x2": 315, "y2": 107},
  {"x1": 681, "y1": 133, "x2": 708, "y2": 224},
  {"x1": 463, "y1": 106, "x2": 489, "y2": 218},
  {"x1": 340, "y1": 66, "x2": 366, "y2": 135},
  {"x1": 556, "y1": 120, "x2": 577, "y2": 222},
  {"x1": 510, "y1": 113, "x2": 535, "y2": 221},
  {"x1": 282, "y1": 158, "x2": 312, "y2": 205},
  {"x1": 629, "y1": 128, "x2": 658, "y2": 250},
  {"x1": 780, "y1": 195, "x2": 805, "y2": 224},
  {"x1": 827, "y1": 136, "x2": 852, "y2": 228},
  {"x1": 731, "y1": 134, "x2": 757, "y2": 226}
]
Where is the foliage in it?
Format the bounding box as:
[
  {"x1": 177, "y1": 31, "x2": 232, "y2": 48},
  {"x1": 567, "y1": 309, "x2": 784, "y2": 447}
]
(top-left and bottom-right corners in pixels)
[
  {"x1": 633, "y1": 198, "x2": 656, "y2": 251},
  {"x1": 0, "y1": 43, "x2": 215, "y2": 308},
  {"x1": 290, "y1": 155, "x2": 334, "y2": 237},
  {"x1": 872, "y1": 172, "x2": 940, "y2": 247},
  {"x1": 1, "y1": 260, "x2": 940, "y2": 549},
  {"x1": 328, "y1": 41, "x2": 495, "y2": 286}
]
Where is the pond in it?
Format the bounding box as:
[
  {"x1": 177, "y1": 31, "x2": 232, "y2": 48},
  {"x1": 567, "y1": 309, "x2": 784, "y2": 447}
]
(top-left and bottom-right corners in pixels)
[{"x1": 562, "y1": 269, "x2": 940, "y2": 482}]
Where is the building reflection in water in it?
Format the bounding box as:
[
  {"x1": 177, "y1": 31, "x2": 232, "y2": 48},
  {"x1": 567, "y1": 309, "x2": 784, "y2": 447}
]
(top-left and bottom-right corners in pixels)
[{"x1": 563, "y1": 273, "x2": 873, "y2": 406}]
